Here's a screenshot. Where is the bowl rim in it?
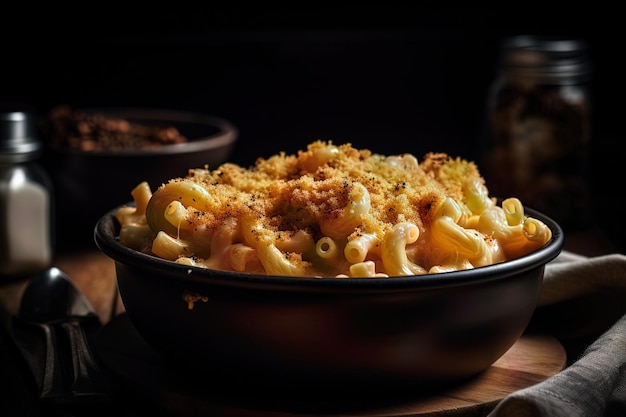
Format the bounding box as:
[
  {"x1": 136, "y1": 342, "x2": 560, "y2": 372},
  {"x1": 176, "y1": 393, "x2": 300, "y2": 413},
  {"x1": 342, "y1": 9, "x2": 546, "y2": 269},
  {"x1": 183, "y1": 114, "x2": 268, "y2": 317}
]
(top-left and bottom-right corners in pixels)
[
  {"x1": 46, "y1": 107, "x2": 239, "y2": 157},
  {"x1": 95, "y1": 202, "x2": 564, "y2": 291}
]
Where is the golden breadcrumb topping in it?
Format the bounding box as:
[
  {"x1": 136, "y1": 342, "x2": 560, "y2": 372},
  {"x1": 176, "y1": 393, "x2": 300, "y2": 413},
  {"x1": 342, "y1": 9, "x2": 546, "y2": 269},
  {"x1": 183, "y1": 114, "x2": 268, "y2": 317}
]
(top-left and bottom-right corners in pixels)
[
  {"x1": 168, "y1": 141, "x2": 464, "y2": 239},
  {"x1": 119, "y1": 140, "x2": 551, "y2": 277}
]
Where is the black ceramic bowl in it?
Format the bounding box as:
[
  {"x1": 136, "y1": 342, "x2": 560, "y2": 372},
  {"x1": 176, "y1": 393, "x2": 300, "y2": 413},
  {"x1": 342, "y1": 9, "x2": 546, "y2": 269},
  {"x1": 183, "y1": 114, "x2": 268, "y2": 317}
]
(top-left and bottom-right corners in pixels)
[
  {"x1": 43, "y1": 108, "x2": 238, "y2": 250},
  {"x1": 94, "y1": 204, "x2": 563, "y2": 395}
]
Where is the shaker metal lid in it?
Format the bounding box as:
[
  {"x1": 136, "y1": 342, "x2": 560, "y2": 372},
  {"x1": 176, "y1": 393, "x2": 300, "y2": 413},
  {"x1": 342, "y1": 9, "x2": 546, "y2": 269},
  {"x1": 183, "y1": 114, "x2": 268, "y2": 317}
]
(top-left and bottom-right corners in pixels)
[{"x1": 0, "y1": 102, "x2": 41, "y2": 163}]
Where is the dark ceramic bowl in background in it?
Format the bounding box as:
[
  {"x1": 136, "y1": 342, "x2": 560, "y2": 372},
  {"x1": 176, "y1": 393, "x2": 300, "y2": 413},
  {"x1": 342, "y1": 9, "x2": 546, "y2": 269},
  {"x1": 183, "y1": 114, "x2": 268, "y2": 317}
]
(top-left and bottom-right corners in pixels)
[
  {"x1": 94, "y1": 203, "x2": 564, "y2": 396},
  {"x1": 42, "y1": 108, "x2": 238, "y2": 251}
]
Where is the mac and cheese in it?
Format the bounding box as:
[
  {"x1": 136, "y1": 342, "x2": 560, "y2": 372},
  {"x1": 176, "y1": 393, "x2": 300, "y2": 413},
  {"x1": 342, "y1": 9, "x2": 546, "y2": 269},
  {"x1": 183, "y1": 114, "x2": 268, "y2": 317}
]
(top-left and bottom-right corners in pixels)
[{"x1": 116, "y1": 141, "x2": 552, "y2": 277}]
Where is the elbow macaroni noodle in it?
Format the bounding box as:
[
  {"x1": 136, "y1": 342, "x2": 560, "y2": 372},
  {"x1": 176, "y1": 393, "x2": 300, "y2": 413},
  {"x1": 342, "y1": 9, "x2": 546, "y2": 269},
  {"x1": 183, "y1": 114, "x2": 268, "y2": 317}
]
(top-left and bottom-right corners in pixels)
[{"x1": 115, "y1": 141, "x2": 553, "y2": 278}]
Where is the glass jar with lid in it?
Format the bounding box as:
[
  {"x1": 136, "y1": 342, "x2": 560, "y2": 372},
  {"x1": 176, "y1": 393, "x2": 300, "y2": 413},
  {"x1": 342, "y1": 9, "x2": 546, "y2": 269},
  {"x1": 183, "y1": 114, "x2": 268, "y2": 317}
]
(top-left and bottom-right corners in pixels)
[{"x1": 480, "y1": 35, "x2": 593, "y2": 231}]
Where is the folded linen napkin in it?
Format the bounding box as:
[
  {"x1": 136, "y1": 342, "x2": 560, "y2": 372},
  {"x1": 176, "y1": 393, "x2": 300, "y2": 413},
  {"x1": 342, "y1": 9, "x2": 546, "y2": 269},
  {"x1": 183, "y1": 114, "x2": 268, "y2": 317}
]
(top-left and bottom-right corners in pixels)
[{"x1": 488, "y1": 251, "x2": 626, "y2": 417}]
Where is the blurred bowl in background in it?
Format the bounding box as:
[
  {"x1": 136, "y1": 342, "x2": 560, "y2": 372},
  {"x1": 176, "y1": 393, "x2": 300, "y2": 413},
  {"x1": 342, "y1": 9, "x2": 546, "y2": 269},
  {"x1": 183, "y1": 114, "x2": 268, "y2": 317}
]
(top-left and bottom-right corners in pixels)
[{"x1": 41, "y1": 107, "x2": 238, "y2": 251}]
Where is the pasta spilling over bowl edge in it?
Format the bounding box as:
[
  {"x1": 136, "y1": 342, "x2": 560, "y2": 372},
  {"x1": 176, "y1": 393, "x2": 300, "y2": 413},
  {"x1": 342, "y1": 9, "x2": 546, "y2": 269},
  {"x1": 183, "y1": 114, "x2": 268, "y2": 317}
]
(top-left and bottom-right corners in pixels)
[{"x1": 114, "y1": 140, "x2": 552, "y2": 277}]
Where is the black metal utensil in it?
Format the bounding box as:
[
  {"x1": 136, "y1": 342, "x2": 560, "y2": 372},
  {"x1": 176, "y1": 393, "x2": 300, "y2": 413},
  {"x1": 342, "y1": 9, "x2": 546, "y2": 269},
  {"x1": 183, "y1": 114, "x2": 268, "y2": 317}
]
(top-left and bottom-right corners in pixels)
[
  {"x1": 14, "y1": 286, "x2": 68, "y2": 402},
  {"x1": 19, "y1": 266, "x2": 111, "y2": 402}
]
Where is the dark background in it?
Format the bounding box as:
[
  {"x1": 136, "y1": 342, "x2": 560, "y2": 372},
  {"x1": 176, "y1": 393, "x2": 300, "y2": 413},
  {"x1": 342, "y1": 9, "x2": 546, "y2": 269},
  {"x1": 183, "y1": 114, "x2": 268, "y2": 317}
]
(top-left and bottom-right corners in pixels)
[{"x1": 4, "y1": 5, "x2": 624, "y2": 251}]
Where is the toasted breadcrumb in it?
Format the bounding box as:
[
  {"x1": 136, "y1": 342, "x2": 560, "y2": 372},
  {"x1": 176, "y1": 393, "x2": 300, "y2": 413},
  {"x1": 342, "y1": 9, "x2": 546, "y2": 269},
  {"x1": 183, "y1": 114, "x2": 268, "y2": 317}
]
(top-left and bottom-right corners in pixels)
[
  {"x1": 152, "y1": 141, "x2": 479, "y2": 248},
  {"x1": 130, "y1": 140, "x2": 554, "y2": 276}
]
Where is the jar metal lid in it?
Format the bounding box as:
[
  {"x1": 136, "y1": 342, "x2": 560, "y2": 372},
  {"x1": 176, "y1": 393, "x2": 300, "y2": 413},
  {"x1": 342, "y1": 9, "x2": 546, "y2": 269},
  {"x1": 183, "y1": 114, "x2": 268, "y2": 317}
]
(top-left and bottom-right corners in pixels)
[{"x1": 499, "y1": 35, "x2": 592, "y2": 83}]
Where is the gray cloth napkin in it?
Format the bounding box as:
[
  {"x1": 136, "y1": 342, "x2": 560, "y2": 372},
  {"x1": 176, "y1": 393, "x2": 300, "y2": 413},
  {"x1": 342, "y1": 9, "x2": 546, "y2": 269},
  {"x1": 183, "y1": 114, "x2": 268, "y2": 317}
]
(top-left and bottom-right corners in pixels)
[{"x1": 488, "y1": 251, "x2": 626, "y2": 417}]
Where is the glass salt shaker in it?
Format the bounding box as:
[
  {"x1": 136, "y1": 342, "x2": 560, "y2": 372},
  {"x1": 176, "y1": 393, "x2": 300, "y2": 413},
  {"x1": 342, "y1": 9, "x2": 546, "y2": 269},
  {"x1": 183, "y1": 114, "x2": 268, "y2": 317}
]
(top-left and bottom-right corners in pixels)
[
  {"x1": 0, "y1": 103, "x2": 54, "y2": 278},
  {"x1": 480, "y1": 35, "x2": 593, "y2": 231}
]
